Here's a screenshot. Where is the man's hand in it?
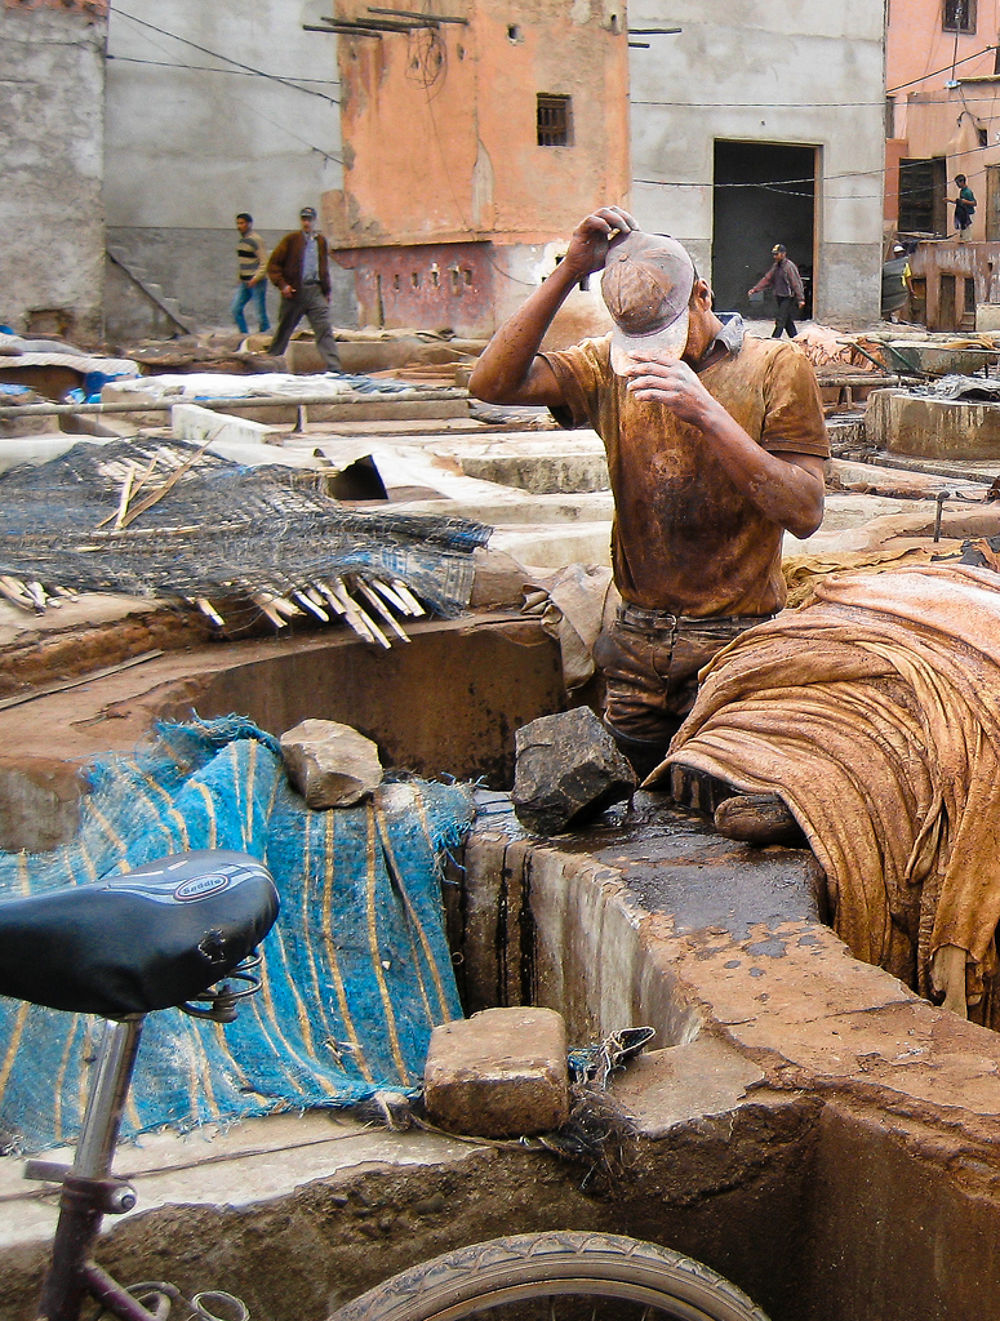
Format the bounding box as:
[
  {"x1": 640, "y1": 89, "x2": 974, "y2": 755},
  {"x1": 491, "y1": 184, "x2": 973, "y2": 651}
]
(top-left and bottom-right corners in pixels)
[
  {"x1": 561, "y1": 206, "x2": 639, "y2": 283},
  {"x1": 621, "y1": 352, "x2": 718, "y2": 427},
  {"x1": 281, "y1": 284, "x2": 295, "y2": 299}
]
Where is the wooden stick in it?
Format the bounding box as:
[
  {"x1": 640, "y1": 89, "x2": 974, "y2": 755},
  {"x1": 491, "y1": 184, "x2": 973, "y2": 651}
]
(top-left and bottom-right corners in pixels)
[
  {"x1": 389, "y1": 578, "x2": 425, "y2": 616},
  {"x1": 95, "y1": 462, "x2": 136, "y2": 530},
  {"x1": 191, "y1": 597, "x2": 225, "y2": 627},
  {"x1": 0, "y1": 581, "x2": 37, "y2": 613},
  {"x1": 327, "y1": 577, "x2": 388, "y2": 646},
  {"x1": 116, "y1": 439, "x2": 214, "y2": 529},
  {"x1": 250, "y1": 593, "x2": 287, "y2": 628},
  {"x1": 292, "y1": 589, "x2": 329, "y2": 622},
  {"x1": 370, "y1": 578, "x2": 411, "y2": 614},
  {"x1": 353, "y1": 578, "x2": 410, "y2": 642}
]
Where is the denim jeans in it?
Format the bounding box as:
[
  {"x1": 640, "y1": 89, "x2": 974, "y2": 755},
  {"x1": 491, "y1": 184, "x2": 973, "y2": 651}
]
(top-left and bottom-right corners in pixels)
[{"x1": 231, "y1": 280, "x2": 270, "y2": 334}]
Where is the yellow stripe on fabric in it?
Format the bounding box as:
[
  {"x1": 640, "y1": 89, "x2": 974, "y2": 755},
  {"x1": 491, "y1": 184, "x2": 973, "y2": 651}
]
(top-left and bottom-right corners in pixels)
[
  {"x1": 376, "y1": 801, "x2": 454, "y2": 1022},
  {"x1": 244, "y1": 740, "x2": 259, "y2": 843},
  {"x1": 17, "y1": 851, "x2": 30, "y2": 895},
  {"x1": 321, "y1": 811, "x2": 374, "y2": 1084},
  {"x1": 76, "y1": 832, "x2": 100, "y2": 883},
  {"x1": 132, "y1": 772, "x2": 179, "y2": 851},
  {"x1": 365, "y1": 806, "x2": 409, "y2": 1085},
  {"x1": 191, "y1": 781, "x2": 218, "y2": 849},
  {"x1": 374, "y1": 810, "x2": 436, "y2": 1028},
  {"x1": 271, "y1": 911, "x2": 319, "y2": 1060},
  {"x1": 212, "y1": 1019, "x2": 251, "y2": 1089},
  {"x1": 254, "y1": 926, "x2": 339, "y2": 1098},
  {"x1": 188, "y1": 1016, "x2": 221, "y2": 1122},
  {"x1": 52, "y1": 1014, "x2": 81, "y2": 1145},
  {"x1": 298, "y1": 816, "x2": 342, "y2": 1068},
  {"x1": 0, "y1": 1002, "x2": 30, "y2": 1109},
  {"x1": 166, "y1": 806, "x2": 191, "y2": 850},
  {"x1": 88, "y1": 800, "x2": 128, "y2": 857}
]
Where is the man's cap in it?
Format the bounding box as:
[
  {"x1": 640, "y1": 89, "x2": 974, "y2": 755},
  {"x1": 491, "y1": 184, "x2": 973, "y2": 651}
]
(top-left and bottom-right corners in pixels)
[
  {"x1": 600, "y1": 231, "x2": 696, "y2": 375},
  {"x1": 300, "y1": 206, "x2": 317, "y2": 219},
  {"x1": 771, "y1": 244, "x2": 786, "y2": 255}
]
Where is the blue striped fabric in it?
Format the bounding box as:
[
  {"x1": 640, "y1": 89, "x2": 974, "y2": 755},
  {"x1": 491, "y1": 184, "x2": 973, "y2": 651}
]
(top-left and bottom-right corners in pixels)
[{"x1": 0, "y1": 717, "x2": 472, "y2": 1153}]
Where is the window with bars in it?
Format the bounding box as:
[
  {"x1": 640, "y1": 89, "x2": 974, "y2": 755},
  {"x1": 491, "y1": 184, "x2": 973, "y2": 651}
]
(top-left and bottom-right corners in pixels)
[
  {"x1": 943, "y1": 0, "x2": 976, "y2": 32},
  {"x1": 537, "y1": 94, "x2": 572, "y2": 147}
]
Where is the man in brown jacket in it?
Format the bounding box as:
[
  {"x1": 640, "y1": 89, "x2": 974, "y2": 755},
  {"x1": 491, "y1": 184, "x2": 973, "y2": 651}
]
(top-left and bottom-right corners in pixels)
[{"x1": 267, "y1": 206, "x2": 342, "y2": 372}]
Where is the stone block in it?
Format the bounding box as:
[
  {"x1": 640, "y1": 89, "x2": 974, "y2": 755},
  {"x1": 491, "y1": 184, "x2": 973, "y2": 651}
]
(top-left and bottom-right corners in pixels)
[
  {"x1": 866, "y1": 388, "x2": 1000, "y2": 460},
  {"x1": 512, "y1": 705, "x2": 636, "y2": 835},
  {"x1": 424, "y1": 1006, "x2": 570, "y2": 1137},
  {"x1": 171, "y1": 402, "x2": 282, "y2": 448},
  {"x1": 280, "y1": 718, "x2": 382, "y2": 809}
]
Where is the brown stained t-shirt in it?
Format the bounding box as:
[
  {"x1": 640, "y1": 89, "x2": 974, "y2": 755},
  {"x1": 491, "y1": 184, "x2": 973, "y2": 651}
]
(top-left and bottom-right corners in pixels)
[{"x1": 540, "y1": 331, "x2": 829, "y2": 617}]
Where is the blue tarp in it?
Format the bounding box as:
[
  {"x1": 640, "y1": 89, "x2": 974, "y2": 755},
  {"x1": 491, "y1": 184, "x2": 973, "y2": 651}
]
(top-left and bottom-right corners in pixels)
[{"x1": 0, "y1": 717, "x2": 473, "y2": 1153}]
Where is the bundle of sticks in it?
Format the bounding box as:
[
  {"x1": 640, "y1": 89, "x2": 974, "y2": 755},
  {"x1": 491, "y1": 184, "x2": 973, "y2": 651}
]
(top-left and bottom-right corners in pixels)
[{"x1": 245, "y1": 571, "x2": 423, "y2": 647}]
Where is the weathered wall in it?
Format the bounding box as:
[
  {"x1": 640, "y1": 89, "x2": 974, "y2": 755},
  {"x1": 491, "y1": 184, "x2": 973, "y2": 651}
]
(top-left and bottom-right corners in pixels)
[
  {"x1": 901, "y1": 84, "x2": 1000, "y2": 242},
  {"x1": 327, "y1": 0, "x2": 629, "y2": 335},
  {"x1": 329, "y1": 0, "x2": 629, "y2": 247},
  {"x1": 103, "y1": 2, "x2": 351, "y2": 334},
  {"x1": 886, "y1": 0, "x2": 999, "y2": 141},
  {"x1": 628, "y1": 1, "x2": 886, "y2": 325},
  {"x1": 1, "y1": 1, "x2": 107, "y2": 344}
]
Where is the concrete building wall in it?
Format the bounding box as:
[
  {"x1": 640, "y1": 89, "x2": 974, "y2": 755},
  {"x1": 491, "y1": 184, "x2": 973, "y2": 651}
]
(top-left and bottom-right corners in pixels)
[
  {"x1": 628, "y1": 1, "x2": 887, "y2": 326},
  {"x1": 1, "y1": 1, "x2": 107, "y2": 344},
  {"x1": 103, "y1": 1, "x2": 351, "y2": 333}
]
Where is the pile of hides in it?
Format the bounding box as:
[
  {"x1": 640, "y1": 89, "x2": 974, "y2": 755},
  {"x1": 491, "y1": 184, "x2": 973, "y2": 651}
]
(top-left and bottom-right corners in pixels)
[
  {"x1": 0, "y1": 438, "x2": 491, "y2": 632},
  {"x1": 653, "y1": 564, "x2": 1000, "y2": 1027},
  {"x1": 0, "y1": 717, "x2": 474, "y2": 1152},
  {"x1": 791, "y1": 325, "x2": 883, "y2": 373}
]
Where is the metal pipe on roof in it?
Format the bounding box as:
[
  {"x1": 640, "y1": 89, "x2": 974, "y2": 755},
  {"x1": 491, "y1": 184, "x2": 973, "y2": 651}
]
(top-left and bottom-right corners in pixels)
[
  {"x1": 367, "y1": 6, "x2": 469, "y2": 22},
  {"x1": 0, "y1": 390, "x2": 466, "y2": 420}
]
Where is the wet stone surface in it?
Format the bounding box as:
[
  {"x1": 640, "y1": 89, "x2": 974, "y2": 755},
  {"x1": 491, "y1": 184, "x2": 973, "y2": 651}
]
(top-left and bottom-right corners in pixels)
[{"x1": 566, "y1": 790, "x2": 828, "y2": 940}]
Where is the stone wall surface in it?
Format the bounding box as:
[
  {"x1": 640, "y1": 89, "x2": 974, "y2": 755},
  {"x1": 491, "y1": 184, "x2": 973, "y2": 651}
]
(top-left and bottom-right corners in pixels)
[
  {"x1": 0, "y1": 4, "x2": 106, "y2": 342},
  {"x1": 102, "y1": 1, "x2": 344, "y2": 334}
]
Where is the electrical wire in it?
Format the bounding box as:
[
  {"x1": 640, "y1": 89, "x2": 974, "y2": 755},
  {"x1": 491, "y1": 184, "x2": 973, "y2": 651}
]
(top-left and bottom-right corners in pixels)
[
  {"x1": 110, "y1": 6, "x2": 338, "y2": 105},
  {"x1": 106, "y1": 54, "x2": 339, "y2": 92}
]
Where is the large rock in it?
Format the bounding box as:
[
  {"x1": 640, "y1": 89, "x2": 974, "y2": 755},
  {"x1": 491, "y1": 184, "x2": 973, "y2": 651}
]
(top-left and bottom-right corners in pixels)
[
  {"x1": 280, "y1": 718, "x2": 382, "y2": 809},
  {"x1": 423, "y1": 1006, "x2": 570, "y2": 1137},
  {"x1": 511, "y1": 706, "x2": 636, "y2": 835}
]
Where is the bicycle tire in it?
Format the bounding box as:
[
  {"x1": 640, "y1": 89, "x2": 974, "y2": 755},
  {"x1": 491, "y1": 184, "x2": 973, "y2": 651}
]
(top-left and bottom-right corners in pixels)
[{"x1": 329, "y1": 1230, "x2": 771, "y2": 1321}]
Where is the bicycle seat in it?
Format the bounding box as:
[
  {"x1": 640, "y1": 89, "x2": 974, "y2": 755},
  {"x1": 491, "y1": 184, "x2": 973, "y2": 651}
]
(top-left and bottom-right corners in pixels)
[{"x1": 0, "y1": 850, "x2": 279, "y2": 1018}]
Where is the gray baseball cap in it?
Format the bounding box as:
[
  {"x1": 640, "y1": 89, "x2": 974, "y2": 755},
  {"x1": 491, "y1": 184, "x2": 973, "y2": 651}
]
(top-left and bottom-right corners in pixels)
[{"x1": 601, "y1": 231, "x2": 696, "y2": 375}]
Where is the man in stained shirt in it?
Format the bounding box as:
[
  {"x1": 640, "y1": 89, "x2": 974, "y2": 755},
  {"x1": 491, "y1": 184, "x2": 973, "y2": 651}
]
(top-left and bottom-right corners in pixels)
[
  {"x1": 748, "y1": 243, "x2": 806, "y2": 340},
  {"x1": 470, "y1": 207, "x2": 828, "y2": 778},
  {"x1": 266, "y1": 206, "x2": 342, "y2": 373}
]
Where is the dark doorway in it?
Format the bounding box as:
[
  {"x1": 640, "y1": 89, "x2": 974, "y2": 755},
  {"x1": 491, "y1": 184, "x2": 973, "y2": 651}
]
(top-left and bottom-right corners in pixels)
[{"x1": 712, "y1": 141, "x2": 816, "y2": 320}]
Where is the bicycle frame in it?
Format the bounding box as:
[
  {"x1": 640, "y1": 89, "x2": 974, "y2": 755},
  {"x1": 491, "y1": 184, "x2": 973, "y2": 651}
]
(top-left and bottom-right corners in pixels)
[{"x1": 29, "y1": 1015, "x2": 162, "y2": 1321}]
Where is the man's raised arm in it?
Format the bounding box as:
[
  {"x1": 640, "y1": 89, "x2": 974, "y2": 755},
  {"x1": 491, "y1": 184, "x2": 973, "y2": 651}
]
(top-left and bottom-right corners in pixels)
[{"x1": 469, "y1": 206, "x2": 637, "y2": 407}]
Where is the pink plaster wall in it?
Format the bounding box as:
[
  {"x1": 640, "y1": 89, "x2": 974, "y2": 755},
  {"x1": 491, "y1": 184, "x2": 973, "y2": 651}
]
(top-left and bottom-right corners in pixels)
[
  {"x1": 887, "y1": 0, "x2": 999, "y2": 96},
  {"x1": 327, "y1": 1, "x2": 630, "y2": 249}
]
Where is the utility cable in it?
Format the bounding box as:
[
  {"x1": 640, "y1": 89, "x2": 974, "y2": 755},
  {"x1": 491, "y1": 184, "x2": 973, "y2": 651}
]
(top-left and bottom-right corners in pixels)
[{"x1": 109, "y1": 6, "x2": 338, "y2": 105}]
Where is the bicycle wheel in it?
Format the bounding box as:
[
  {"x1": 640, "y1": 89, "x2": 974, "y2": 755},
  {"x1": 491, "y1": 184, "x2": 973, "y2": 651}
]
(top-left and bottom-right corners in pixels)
[{"x1": 329, "y1": 1230, "x2": 771, "y2": 1321}]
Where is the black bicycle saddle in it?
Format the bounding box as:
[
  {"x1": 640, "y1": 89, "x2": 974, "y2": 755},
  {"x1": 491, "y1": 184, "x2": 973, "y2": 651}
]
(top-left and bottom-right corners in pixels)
[{"x1": 0, "y1": 850, "x2": 279, "y2": 1018}]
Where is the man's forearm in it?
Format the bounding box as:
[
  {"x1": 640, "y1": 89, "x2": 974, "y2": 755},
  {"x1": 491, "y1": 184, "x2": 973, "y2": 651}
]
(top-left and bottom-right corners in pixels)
[
  {"x1": 699, "y1": 400, "x2": 823, "y2": 538},
  {"x1": 468, "y1": 260, "x2": 580, "y2": 403}
]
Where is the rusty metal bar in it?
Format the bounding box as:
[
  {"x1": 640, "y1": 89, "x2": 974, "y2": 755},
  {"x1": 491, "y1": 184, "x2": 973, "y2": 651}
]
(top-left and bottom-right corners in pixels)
[
  {"x1": 368, "y1": 6, "x2": 469, "y2": 22},
  {"x1": 0, "y1": 388, "x2": 466, "y2": 421}
]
